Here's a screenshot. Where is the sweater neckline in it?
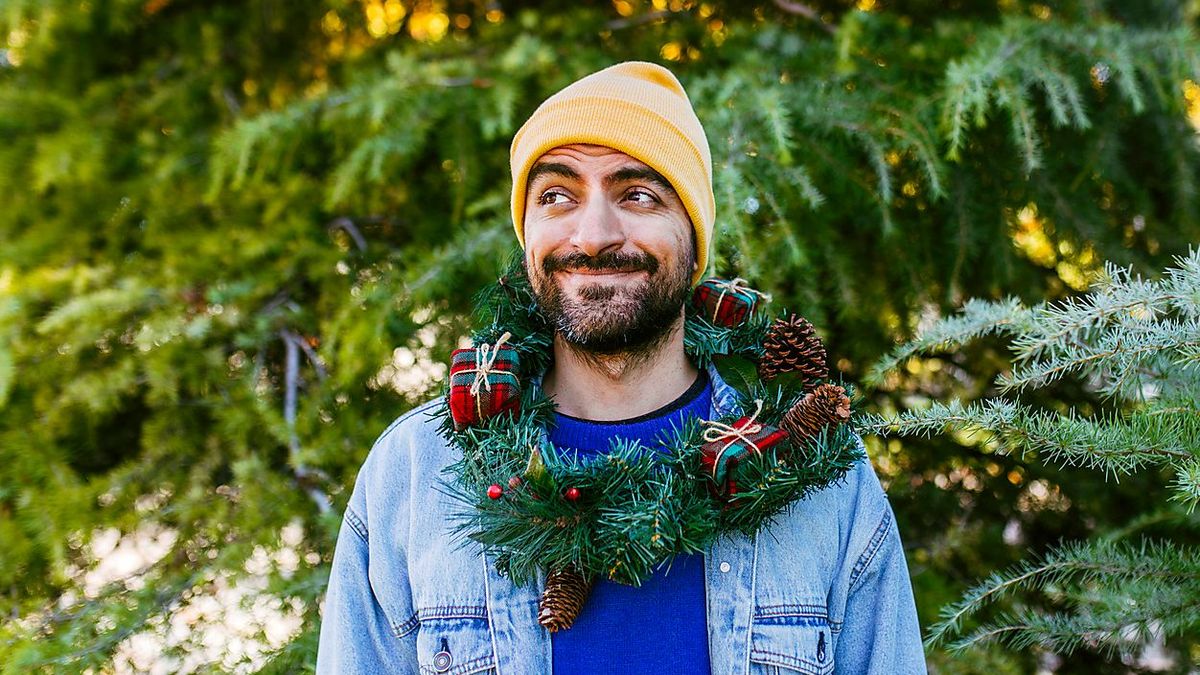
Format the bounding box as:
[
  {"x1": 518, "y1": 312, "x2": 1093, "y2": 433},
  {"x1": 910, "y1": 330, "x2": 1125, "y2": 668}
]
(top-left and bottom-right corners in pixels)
[{"x1": 553, "y1": 370, "x2": 710, "y2": 426}]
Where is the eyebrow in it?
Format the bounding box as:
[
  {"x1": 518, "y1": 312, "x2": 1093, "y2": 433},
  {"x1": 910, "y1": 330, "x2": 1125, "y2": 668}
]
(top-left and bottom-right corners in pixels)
[
  {"x1": 526, "y1": 162, "x2": 677, "y2": 196},
  {"x1": 606, "y1": 166, "x2": 676, "y2": 196},
  {"x1": 527, "y1": 162, "x2": 581, "y2": 187}
]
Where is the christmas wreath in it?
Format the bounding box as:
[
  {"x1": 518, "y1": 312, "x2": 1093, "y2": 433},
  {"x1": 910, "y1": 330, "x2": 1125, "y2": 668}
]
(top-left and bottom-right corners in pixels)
[{"x1": 436, "y1": 261, "x2": 864, "y2": 630}]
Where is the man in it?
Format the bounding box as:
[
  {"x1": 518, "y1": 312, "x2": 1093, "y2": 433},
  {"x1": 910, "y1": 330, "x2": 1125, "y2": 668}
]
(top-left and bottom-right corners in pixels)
[{"x1": 317, "y1": 62, "x2": 925, "y2": 674}]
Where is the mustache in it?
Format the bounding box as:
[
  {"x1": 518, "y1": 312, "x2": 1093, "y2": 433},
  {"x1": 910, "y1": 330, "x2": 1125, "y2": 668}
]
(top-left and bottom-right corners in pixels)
[{"x1": 542, "y1": 250, "x2": 660, "y2": 276}]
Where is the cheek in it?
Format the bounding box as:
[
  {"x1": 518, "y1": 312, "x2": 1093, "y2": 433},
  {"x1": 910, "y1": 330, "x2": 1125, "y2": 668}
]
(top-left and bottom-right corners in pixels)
[
  {"x1": 523, "y1": 225, "x2": 564, "y2": 278},
  {"x1": 640, "y1": 222, "x2": 692, "y2": 265},
  {"x1": 522, "y1": 225, "x2": 549, "y2": 262},
  {"x1": 524, "y1": 220, "x2": 567, "y2": 252},
  {"x1": 674, "y1": 219, "x2": 697, "y2": 267},
  {"x1": 527, "y1": 220, "x2": 591, "y2": 272}
]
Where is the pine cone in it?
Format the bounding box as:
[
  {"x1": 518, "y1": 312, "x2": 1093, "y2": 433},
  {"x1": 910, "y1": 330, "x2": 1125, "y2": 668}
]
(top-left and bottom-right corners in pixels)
[
  {"x1": 781, "y1": 384, "x2": 851, "y2": 443},
  {"x1": 758, "y1": 314, "x2": 828, "y2": 390},
  {"x1": 538, "y1": 566, "x2": 593, "y2": 632}
]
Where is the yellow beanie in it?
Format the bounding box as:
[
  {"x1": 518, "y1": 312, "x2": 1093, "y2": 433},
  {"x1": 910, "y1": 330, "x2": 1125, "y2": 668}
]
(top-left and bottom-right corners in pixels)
[{"x1": 509, "y1": 61, "x2": 715, "y2": 285}]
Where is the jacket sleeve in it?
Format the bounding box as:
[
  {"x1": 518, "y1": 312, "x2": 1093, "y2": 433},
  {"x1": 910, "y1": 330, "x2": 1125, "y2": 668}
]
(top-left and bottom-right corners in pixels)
[
  {"x1": 316, "y1": 504, "x2": 417, "y2": 674},
  {"x1": 834, "y1": 494, "x2": 927, "y2": 673}
]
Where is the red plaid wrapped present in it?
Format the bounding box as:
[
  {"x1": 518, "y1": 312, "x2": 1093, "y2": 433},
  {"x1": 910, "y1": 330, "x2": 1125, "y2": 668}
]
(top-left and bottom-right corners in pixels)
[
  {"x1": 692, "y1": 278, "x2": 769, "y2": 327},
  {"x1": 449, "y1": 332, "x2": 521, "y2": 429},
  {"x1": 699, "y1": 400, "x2": 788, "y2": 499}
]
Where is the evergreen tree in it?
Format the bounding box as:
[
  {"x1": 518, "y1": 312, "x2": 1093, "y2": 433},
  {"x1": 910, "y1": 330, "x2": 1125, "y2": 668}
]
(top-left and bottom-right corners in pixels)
[
  {"x1": 863, "y1": 250, "x2": 1200, "y2": 663},
  {"x1": 1, "y1": 0, "x2": 1198, "y2": 671}
]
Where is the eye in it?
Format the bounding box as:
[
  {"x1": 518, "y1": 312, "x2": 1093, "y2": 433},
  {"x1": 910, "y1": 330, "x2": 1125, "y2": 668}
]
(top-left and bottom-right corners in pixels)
[
  {"x1": 536, "y1": 190, "x2": 571, "y2": 207},
  {"x1": 625, "y1": 188, "x2": 658, "y2": 205}
]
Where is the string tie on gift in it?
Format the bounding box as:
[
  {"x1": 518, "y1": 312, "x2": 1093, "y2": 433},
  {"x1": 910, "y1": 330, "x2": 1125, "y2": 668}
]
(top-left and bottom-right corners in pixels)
[
  {"x1": 710, "y1": 278, "x2": 772, "y2": 323},
  {"x1": 468, "y1": 332, "x2": 512, "y2": 397},
  {"x1": 700, "y1": 399, "x2": 766, "y2": 477}
]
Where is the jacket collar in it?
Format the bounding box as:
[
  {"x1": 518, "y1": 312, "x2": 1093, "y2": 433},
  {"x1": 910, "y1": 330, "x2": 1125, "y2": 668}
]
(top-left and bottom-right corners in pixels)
[{"x1": 706, "y1": 362, "x2": 743, "y2": 418}]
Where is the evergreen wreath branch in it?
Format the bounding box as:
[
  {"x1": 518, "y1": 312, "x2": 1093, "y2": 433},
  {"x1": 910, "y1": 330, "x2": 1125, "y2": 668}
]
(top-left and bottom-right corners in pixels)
[{"x1": 435, "y1": 262, "x2": 863, "y2": 586}]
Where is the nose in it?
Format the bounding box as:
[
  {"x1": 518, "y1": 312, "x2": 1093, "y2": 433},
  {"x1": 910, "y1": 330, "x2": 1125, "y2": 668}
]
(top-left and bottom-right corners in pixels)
[{"x1": 568, "y1": 195, "x2": 625, "y2": 258}]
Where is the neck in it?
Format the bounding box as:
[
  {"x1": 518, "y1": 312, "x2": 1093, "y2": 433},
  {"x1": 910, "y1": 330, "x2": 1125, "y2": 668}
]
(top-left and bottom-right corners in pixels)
[{"x1": 542, "y1": 317, "x2": 699, "y2": 422}]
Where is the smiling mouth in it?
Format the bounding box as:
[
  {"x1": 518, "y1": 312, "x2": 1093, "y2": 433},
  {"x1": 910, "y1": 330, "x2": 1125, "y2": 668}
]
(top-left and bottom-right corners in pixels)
[{"x1": 559, "y1": 268, "x2": 647, "y2": 277}]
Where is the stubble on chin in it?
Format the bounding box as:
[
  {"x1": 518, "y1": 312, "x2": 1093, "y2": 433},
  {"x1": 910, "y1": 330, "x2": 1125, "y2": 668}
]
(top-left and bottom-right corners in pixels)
[
  {"x1": 526, "y1": 255, "x2": 692, "y2": 358},
  {"x1": 555, "y1": 278, "x2": 652, "y2": 349},
  {"x1": 576, "y1": 282, "x2": 618, "y2": 303}
]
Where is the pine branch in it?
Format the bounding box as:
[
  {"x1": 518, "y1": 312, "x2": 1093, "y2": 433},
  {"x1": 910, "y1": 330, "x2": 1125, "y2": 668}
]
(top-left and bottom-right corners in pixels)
[
  {"x1": 998, "y1": 318, "x2": 1200, "y2": 395},
  {"x1": 1171, "y1": 458, "x2": 1200, "y2": 513},
  {"x1": 940, "y1": 18, "x2": 1197, "y2": 166},
  {"x1": 870, "y1": 249, "x2": 1200, "y2": 657},
  {"x1": 952, "y1": 594, "x2": 1200, "y2": 656},
  {"x1": 1008, "y1": 259, "x2": 1191, "y2": 367},
  {"x1": 865, "y1": 297, "x2": 1030, "y2": 386},
  {"x1": 859, "y1": 400, "x2": 1198, "y2": 474},
  {"x1": 927, "y1": 539, "x2": 1200, "y2": 651}
]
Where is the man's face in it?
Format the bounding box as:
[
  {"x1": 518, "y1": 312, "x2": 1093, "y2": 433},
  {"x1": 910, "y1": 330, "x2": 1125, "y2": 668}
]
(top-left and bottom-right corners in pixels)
[{"x1": 522, "y1": 144, "x2": 696, "y2": 354}]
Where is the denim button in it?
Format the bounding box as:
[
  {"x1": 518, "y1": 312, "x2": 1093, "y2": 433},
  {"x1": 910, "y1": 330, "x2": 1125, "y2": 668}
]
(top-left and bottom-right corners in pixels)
[
  {"x1": 719, "y1": 561, "x2": 731, "y2": 573},
  {"x1": 434, "y1": 636, "x2": 452, "y2": 672}
]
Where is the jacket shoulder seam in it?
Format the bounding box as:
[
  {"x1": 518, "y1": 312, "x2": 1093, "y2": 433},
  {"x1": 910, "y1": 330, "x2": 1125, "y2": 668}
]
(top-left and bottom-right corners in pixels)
[
  {"x1": 848, "y1": 505, "x2": 892, "y2": 593},
  {"x1": 343, "y1": 506, "x2": 369, "y2": 543}
]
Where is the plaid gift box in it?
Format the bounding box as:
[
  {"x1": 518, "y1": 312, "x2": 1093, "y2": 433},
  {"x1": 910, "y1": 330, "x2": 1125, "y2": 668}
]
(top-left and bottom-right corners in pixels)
[
  {"x1": 699, "y1": 403, "x2": 788, "y2": 499},
  {"x1": 692, "y1": 278, "x2": 767, "y2": 327},
  {"x1": 449, "y1": 333, "x2": 521, "y2": 429}
]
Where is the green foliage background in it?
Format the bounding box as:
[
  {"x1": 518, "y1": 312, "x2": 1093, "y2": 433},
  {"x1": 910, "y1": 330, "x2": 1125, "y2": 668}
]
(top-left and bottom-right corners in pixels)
[{"x1": 1, "y1": 0, "x2": 1198, "y2": 671}]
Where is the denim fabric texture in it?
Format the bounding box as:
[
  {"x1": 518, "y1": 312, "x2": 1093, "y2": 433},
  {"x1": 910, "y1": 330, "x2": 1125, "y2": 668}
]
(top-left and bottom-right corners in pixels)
[{"x1": 316, "y1": 366, "x2": 927, "y2": 674}]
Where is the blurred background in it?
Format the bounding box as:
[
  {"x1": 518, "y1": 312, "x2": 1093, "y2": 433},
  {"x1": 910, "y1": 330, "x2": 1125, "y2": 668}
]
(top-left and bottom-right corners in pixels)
[{"x1": 1, "y1": 0, "x2": 1199, "y2": 672}]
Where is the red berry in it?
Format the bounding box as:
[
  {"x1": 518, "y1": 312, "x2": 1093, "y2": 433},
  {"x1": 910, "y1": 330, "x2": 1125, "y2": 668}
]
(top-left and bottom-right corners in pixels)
[
  {"x1": 487, "y1": 484, "x2": 503, "y2": 499},
  {"x1": 508, "y1": 476, "x2": 522, "y2": 489},
  {"x1": 565, "y1": 487, "x2": 580, "y2": 502}
]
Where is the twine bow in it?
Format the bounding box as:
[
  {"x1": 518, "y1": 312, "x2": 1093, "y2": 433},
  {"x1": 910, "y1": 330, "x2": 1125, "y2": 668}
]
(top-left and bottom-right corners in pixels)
[
  {"x1": 700, "y1": 399, "x2": 766, "y2": 479},
  {"x1": 467, "y1": 331, "x2": 512, "y2": 398},
  {"x1": 710, "y1": 278, "x2": 772, "y2": 323}
]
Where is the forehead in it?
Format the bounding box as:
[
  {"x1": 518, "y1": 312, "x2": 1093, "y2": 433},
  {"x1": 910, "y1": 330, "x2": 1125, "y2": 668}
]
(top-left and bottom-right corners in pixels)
[
  {"x1": 529, "y1": 144, "x2": 652, "y2": 178},
  {"x1": 526, "y1": 144, "x2": 679, "y2": 200}
]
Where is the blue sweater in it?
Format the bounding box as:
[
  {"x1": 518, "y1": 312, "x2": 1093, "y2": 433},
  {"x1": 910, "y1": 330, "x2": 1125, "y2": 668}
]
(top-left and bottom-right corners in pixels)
[{"x1": 548, "y1": 373, "x2": 712, "y2": 675}]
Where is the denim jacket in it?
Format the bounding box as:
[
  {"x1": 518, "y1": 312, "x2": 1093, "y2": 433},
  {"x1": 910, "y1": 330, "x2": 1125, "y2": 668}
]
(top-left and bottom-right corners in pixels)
[{"x1": 317, "y1": 367, "x2": 927, "y2": 674}]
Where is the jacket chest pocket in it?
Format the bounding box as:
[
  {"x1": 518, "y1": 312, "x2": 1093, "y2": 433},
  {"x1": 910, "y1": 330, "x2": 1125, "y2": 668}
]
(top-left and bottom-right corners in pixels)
[
  {"x1": 749, "y1": 621, "x2": 834, "y2": 675},
  {"x1": 415, "y1": 614, "x2": 497, "y2": 675}
]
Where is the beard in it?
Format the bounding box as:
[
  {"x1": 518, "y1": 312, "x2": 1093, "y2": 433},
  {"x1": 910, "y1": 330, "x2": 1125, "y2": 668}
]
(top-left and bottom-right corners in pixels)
[{"x1": 526, "y1": 247, "x2": 693, "y2": 357}]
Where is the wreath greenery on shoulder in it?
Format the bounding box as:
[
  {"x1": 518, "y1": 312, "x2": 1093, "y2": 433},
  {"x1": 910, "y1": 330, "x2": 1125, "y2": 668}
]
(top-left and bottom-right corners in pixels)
[{"x1": 434, "y1": 260, "x2": 864, "y2": 631}]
